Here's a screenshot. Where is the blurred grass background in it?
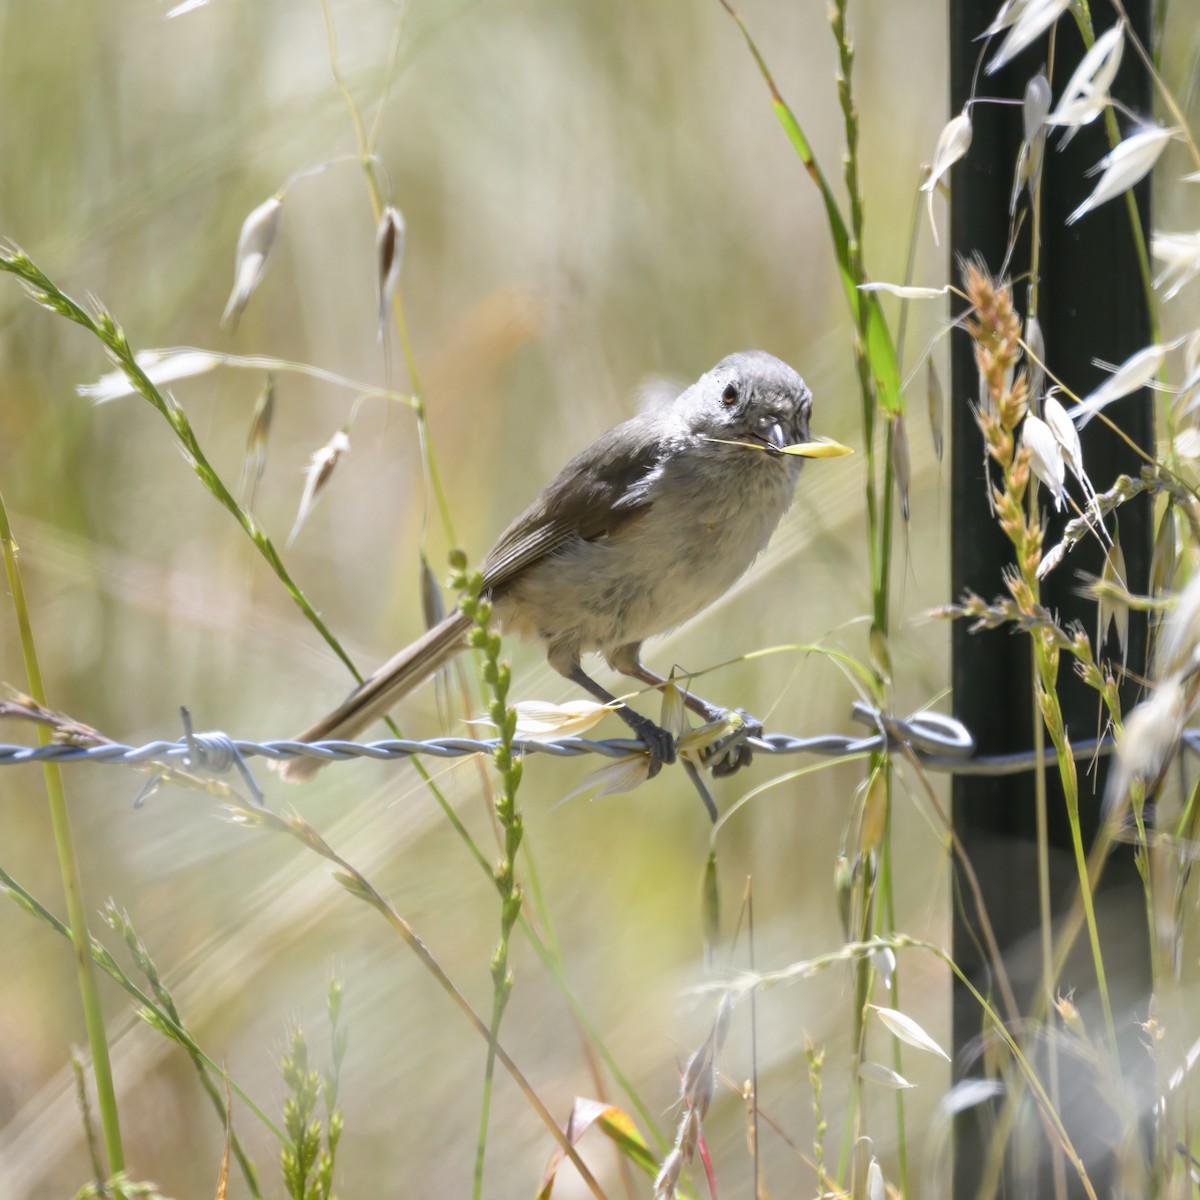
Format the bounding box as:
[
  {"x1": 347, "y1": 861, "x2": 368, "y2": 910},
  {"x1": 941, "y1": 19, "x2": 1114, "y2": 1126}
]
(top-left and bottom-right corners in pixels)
[{"x1": 0, "y1": 0, "x2": 969, "y2": 1195}]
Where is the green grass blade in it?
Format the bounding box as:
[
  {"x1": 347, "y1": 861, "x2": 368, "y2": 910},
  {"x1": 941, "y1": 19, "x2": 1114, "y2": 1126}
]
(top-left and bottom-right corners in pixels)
[{"x1": 719, "y1": 2, "x2": 904, "y2": 416}]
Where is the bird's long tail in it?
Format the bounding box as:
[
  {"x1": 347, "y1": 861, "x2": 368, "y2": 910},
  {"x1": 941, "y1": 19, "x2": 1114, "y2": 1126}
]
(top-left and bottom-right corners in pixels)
[{"x1": 279, "y1": 608, "x2": 473, "y2": 782}]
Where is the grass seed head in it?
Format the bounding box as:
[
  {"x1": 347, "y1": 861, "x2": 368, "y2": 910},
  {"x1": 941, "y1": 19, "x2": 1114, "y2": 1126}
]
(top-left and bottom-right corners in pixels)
[{"x1": 222, "y1": 195, "x2": 283, "y2": 328}]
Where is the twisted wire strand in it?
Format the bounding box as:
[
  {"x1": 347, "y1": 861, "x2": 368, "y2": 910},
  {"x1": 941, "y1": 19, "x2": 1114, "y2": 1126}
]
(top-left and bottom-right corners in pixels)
[{"x1": 0, "y1": 706, "x2": 1160, "y2": 780}]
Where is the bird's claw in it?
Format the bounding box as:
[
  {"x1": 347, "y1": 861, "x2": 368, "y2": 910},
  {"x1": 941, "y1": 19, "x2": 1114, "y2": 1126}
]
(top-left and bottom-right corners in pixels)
[
  {"x1": 632, "y1": 717, "x2": 677, "y2": 777},
  {"x1": 700, "y1": 708, "x2": 762, "y2": 777}
]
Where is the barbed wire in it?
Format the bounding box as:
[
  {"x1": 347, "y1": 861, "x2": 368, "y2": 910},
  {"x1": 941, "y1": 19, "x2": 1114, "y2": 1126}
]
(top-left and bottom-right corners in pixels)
[{"x1": 1, "y1": 702, "x2": 1160, "y2": 797}]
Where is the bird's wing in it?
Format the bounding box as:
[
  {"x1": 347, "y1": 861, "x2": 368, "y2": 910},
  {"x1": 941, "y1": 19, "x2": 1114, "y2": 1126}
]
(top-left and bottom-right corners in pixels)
[{"x1": 481, "y1": 413, "x2": 666, "y2": 593}]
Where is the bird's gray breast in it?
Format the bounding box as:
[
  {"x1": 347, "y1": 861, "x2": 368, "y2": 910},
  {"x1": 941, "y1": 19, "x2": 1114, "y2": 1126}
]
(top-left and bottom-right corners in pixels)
[{"x1": 498, "y1": 447, "x2": 800, "y2": 654}]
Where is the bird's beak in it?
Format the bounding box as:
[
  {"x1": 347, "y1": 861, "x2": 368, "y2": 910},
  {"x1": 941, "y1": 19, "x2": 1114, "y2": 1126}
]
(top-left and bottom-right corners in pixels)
[{"x1": 765, "y1": 420, "x2": 787, "y2": 451}]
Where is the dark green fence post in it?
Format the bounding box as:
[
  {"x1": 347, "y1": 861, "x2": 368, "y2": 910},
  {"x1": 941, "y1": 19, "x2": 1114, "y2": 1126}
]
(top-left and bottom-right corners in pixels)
[{"x1": 949, "y1": 3, "x2": 1154, "y2": 1194}]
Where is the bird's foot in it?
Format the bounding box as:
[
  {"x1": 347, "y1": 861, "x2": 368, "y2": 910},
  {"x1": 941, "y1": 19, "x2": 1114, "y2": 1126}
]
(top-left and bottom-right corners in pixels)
[
  {"x1": 699, "y1": 708, "x2": 762, "y2": 777},
  {"x1": 628, "y1": 714, "x2": 677, "y2": 777}
]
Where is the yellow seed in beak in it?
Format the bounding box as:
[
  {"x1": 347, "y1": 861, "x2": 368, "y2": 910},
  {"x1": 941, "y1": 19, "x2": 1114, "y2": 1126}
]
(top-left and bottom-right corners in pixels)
[{"x1": 778, "y1": 438, "x2": 854, "y2": 458}]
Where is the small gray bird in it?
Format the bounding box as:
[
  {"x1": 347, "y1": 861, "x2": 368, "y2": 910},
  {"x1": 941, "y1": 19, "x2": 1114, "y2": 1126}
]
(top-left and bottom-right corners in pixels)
[{"x1": 281, "y1": 350, "x2": 847, "y2": 782}]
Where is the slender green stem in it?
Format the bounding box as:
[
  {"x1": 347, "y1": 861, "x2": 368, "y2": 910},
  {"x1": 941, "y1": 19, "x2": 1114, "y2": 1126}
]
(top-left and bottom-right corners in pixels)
[
  {"x1": 1021, "y1": 52, "x2": 1071, "y2": 1184},
  {"x1": 827, "y1": 6, "x2": 905, "y2": 1192},
  {"x1": 876, "y1": 773, "x2": 909, "y2": 1196},
  {"x1": 317, "y1": 0, "x2": 457, "y2": 553},
  {"x1": 0, "y1": 493, "x2": 126, "y2": 1187},
  {"x1": 449, "y1": 570, "x2": 526, "y2": 1200}
]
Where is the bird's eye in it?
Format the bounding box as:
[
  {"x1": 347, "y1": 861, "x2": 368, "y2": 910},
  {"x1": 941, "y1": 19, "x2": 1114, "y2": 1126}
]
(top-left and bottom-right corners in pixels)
[{"x1": 721, "y1": 383, "x2": 739, "y2": 406}]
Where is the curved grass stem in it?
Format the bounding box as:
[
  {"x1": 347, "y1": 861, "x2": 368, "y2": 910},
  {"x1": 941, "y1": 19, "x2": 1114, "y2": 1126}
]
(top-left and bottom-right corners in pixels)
[{"x1": 0, "y1": 492, "x2": 126, "y2": 1188}]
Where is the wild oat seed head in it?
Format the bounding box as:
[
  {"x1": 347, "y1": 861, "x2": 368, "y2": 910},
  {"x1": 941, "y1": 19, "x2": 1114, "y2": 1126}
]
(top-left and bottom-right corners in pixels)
[
  {"x1": 1024, "y1": 314, "x2": 1045, "y2": 401},
  {"x1": 1022, "y1": 413, "x2": 1066, "y2": 510},
  {"x1": 986, "y1": 0, "x2": 1070, "y2": 74},
  {"x1": 867, "y1": 1157, "x2": 886, "y2": 1200},
  {"x1": 1151, "y1": 230, "x2": 1200, "y2": 300},
  {"x1": 1047, "y1": 25, "x2": 1124, "y2": 143},
  {"x1": 1068, "y1": 125, "x2": 1174, "y2": 226},
  {"x1": 287, "y1": 428, "x2": 350, "y2": 547},
  {"x1": 222, "y1": 195, "x2": 283, "y2": 327},
  {"x1": 1071, "y1": 342, "x2": 1172, "y2": 428},
  {"x1": 376, "y1": 205, "x2": 406, "y2": 337},
  {"x1": 921, "y1": 111, "x2": 973, "y2": 246},
  {"x1": 926, "y1": 358, "x2": 945, "y2": 462},
  {"x1": 1022, "y1": 69, "x2": 1052, "y2": 145},
  {"x1": 1149, "y1": 505, "x2": 1177, "y2": 599}
]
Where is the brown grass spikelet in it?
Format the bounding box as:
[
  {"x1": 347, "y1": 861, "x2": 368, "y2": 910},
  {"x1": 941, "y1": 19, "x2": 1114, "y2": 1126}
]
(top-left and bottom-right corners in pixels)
[{"x1": 963, "y1": 261, "x2": 1025, "y2": 421}]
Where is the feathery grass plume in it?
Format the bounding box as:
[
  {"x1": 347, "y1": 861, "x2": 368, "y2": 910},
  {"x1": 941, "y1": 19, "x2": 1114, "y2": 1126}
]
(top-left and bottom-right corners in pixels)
[
  {"x1": 920, "y1": 111, "x2": 972, "y2": 246},
  {"x1": 287, "y1": 428, "x2": 350, "y2": 547},
  {"x1": 927, "y1": 357, "x2": 945, "y2": 461},
  {"x1": 986, "y1": 0, "x2": 1069, "y2": 74},
  {"x1": 375, "y1": 204, "x2": 405, "y2": 339},
  {"x1": 221, "y1": 195, "x2": 283, "y2": 328},
  {"x1": 239, "y1": 373, "x2": 275, "y2": 511},
  {"x1": 1067, "y1": 125, "x2": 1175, "y2": 226}
]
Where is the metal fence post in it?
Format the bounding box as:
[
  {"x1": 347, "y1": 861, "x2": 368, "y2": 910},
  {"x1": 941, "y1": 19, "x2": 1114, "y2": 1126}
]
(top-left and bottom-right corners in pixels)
[{"x1": 949, "y1": 3, "x2": 1154, "y2": 1193}]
